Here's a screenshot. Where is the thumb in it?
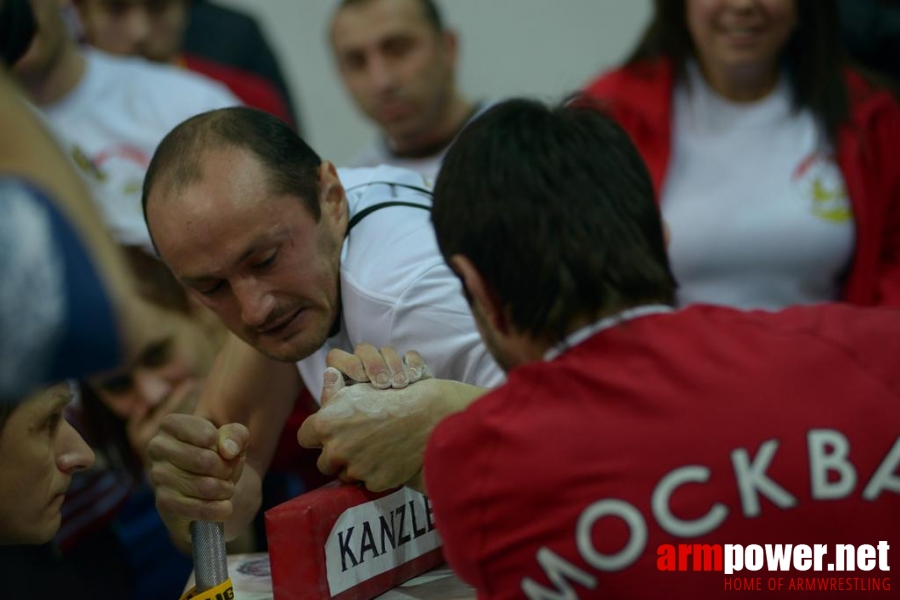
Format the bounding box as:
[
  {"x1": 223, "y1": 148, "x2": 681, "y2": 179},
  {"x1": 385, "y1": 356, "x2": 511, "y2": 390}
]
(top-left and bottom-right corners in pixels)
[
  {"x1": 320, "y1": 366, "x2": 346, "y2": 407},
  {"x1": 217, "y1": 422, "x2": 250, "y2": 460}
]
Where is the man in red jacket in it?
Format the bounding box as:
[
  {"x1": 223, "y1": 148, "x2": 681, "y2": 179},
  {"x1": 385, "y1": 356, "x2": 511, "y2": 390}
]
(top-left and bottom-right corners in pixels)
[{"x1": 409, "y1": 98, "x2": 899, "y2": 599}]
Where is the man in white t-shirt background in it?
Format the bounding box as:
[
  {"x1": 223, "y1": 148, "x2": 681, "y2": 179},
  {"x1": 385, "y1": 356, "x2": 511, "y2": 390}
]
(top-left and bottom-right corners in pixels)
[
  {"x1": 329, "y1": 0, "x2": 487, "y2": 181},
  {"x1": 11, "y1": 0, "x2": 240, "y2": 251}
]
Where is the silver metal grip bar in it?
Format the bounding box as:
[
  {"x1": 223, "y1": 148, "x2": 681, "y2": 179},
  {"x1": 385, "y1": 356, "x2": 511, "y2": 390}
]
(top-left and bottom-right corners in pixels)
[{"x1": 190, "y1": 521, "x2": 228, "y2": 592}]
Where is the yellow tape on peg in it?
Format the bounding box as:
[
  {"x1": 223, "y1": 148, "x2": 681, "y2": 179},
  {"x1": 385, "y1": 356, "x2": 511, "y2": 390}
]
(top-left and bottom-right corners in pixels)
[{"x1": 179, "y1": 578, "x2": 234, "y2": 600}]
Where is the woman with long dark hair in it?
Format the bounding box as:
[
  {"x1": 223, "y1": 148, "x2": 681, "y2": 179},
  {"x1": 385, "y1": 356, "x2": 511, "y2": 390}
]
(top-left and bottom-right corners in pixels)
[{"x1": 585, "y1": 0, "x2": 900, "y2": 309}]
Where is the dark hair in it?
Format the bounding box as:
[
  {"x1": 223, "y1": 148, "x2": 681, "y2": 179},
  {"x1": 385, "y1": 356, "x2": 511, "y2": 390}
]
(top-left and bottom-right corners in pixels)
[
  {"x1": 142, "y1": 106, "x2": 323, "y2": 238},
  {"x1": 432, "y1": 98, "x2": 677, "y2": 342},
  {"x1": 628, "y1": 0, "x2": 849, "y2": 142},
  {"x1": 337, "y1": 0, "x2": 444, "y2": 32},
  {"x1": 0, "y1": 401, "x2": 15, "y2": 435},
  {"x1": 123, "y1": 246, "x2": 192, "y2": 314}
]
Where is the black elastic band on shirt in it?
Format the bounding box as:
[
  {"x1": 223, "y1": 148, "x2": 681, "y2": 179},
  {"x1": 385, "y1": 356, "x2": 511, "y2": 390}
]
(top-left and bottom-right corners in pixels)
[{"x1": 347, "y1": 201, "x2": 431, "y2": 232}]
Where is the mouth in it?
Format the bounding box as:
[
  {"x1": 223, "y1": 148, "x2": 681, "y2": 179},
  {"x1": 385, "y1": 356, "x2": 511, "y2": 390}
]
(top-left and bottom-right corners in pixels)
[
  {"x1": 258, "y1": 308, "x2": 304, "y2": 338},
  {"x1": 377, "y1": 102, "x2": 415, "y2": 122},
  {"x1": 719, "y1": 24, "x2": 764, "y2": 44}
]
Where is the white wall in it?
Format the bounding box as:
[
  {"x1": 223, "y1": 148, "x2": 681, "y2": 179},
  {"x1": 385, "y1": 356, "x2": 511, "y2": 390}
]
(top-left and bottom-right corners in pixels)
[{"x1": 214, "y1": 0, "x2": 652, "y2": 164}]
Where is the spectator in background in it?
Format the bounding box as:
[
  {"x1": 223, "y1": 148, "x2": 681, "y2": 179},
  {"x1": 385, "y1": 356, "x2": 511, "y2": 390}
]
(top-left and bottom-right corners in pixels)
[
  {"x1": 0, "y1": 247, "x2": 209, "y2": 600},
  {"x1": 584, "y1": 0, "x2": 900, "y2": 310},
  {"x1": 0, "y1": 41, "x2": 161, "y2": 403},
  {"x1": 43, "y1": 248, "x2": 223, "y2": 600},
  {"x1": 11, "y1": 0, "x2": 239, "y2": 251},
  {"x1": 0, "y1": 51, "x2": 174, "y2": 595},
  {"x1": 73, "y1": 0, "x2": 297, "y2": 128},
  {"x1": 330, "y1": 0, "x2": 485, "y2": 180},
  {"x1": 0, "y1": 382, "x2": 94, "y2": 547}
]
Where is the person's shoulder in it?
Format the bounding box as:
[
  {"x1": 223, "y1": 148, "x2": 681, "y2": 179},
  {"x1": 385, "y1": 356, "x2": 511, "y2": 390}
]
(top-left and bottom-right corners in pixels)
[
  {"x1": 338, "y1": 165, "x2": 433, "y2": 208},
  {"x1": 786, "y1": 303, "x2": 900, "y2": 398},
  {"x1": 189, "y1": 0, "x2": 261, "y2": 36},
  {"x1": 85, "y1": 49, "x2": 239, "y2": 112},
  {"x1": 584, "y1": 57, "x2": 674, "y2": 99},
  {"x1": 337, "y1": 166, "x2": 437, "y2": 300},
  {"x1": 183, "y1": 53, "x2": 291, "y2": 123},
  {"x1": 426, "y1": 381, "x2": 540, "y2": 477},
  {"x1": 843, "y1": 67, "x2": 900, "y2": 124},
  {"x1": 428, "y1": 387, "x2": 509, "y2": 456},
  {"x1": 705, "y1": 302, "x2": 900, "y2": 363},
  {"x1": 344, "y1": 142, "x2": 443, "y2": 181}
]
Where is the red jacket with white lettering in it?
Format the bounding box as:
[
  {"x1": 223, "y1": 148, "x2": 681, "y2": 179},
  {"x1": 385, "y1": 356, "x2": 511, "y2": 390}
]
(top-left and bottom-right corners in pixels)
[
  {"x1": 583, "y1": 59, "x2": 900, "y2": 306},
  {"x1": 425, "y1": 303, "x2": 900, "y2": 599}
]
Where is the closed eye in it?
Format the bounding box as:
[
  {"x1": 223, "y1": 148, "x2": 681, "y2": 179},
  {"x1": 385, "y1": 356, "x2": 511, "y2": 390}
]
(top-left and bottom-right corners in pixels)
[
  {"x1": 197, "y1": 281, "x2": 225, "y2": 297},
  {"x1": 252, "y1": 251, "x2": 278, "y2": 271},
  {"x1": 97, "y1": 373, "x2": 133, "y2": 395},
  {"x1": 43, "y1": 410, "x2": 64, "y2": 434}
]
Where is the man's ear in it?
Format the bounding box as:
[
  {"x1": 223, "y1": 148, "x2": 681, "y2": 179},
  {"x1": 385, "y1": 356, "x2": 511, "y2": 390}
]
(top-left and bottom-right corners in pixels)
[
  {"x1": 449, "y1": 254, "x2": 508, "y2": 334},
  {"x1": 318, "y1": 160, "x2": 346, "y2": 226}
]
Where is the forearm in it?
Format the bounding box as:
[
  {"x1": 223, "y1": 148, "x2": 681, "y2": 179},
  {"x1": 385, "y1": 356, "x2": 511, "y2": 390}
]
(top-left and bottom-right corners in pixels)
[
  {"x1": 427, "y1": 379, "x2": 489, "y2": 420},
  {"x1": 224, "y1": 462, "x2": 263, "y2": 543}
]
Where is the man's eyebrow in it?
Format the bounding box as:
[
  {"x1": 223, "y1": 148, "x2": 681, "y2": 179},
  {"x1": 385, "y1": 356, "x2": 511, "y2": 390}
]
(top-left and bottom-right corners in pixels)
[{"x1": 180, "y1": 235, "x2": 282, "y2": 286}]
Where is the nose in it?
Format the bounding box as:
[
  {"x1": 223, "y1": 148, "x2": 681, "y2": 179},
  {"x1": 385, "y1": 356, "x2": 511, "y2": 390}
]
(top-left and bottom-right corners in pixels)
[
  {"x1": 367, "y1": 54, "x2": 399, "y2": 94},
  {"x1": 134, "y1": 370, "x2": 174, "y2": 408},
  {"x1": 57, "y1": 420, "x2": 95, "y2": 475},
  {"x1": 122, "y1": 8, "x2": 153, "y2": 49},
  {"x1": 232, "y1": 278, "x2": 277, "y2": 329}
]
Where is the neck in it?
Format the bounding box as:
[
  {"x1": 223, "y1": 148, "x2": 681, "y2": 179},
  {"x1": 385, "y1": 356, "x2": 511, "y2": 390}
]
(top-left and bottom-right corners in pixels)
[
  {"x1": 698, "y1": 61, "x2": 780, "y2": 103},
  {"x1": 389, "y1": 91, "x2": 474, "y2": 158},
  {"x1": 21, "y1": 43, "x2": 86, "y2": 106},
  {"x1": 519, "y1": 301, "x2": 674, "y2": 364},
  {"x1": 506, "y1": 308, "x2": 623, "y2": 367}
]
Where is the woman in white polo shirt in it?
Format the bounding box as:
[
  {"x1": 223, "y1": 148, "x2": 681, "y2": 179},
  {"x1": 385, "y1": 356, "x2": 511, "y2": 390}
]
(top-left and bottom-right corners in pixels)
[{"x1": 585, "y1": 0, "x2": 900, "y2": 309}]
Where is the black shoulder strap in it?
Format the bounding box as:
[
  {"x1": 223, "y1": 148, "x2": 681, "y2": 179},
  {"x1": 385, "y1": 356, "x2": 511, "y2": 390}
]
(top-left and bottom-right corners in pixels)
[
  {"x1": 348, "y1": 201, "x2": 431, "y2": 232},
  {"x1": 346, "y1": 181, "x2": 433, "y2": 232}
]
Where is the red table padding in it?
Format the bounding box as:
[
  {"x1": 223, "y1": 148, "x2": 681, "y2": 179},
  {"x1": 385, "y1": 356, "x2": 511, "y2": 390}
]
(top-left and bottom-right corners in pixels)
[{"x1": 265, "y1": 482, "x2": 444, "y2": 600}]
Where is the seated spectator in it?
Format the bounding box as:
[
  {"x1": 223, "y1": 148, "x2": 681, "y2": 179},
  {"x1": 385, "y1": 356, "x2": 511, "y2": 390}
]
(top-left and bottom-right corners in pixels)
[
  {"x1": 73, "y1": 0, "x2": 296, "y2": 127},
  {"x1": 0, "y1": 382, "x2": 94, "y2": 546},
  {"x1": 0, "y1": 61, "x2": 170, "y2": 597},
  {"x1": 584, "y1": 0, "x2": 900, "y2": 309},
  {"x1": 11, "y1": 0, "x2": 240, "y2": 251}
]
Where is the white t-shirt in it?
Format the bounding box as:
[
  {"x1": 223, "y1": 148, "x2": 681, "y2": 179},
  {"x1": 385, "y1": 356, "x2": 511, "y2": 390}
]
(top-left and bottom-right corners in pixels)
[
  {"x1": 661, "y1": 63, "x2": 855, "y2": 310},
  {"x1": 41, "y1": 48, "x2": 240, "y2": 251},
  {"x1": 348, "y1": 101, "x2": 492, "y2": 183},
  {"x1": 297, "y1": 165, "x2": 504, "y2": 402}
]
